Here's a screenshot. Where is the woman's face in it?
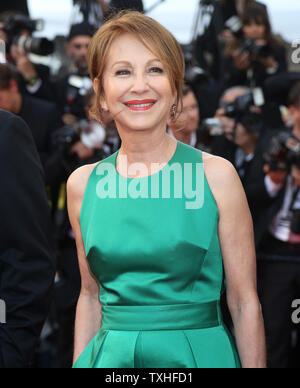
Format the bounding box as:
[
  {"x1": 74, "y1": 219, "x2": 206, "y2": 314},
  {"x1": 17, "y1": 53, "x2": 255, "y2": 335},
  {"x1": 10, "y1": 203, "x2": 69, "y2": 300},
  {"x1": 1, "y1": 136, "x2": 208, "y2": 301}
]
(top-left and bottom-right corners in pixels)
[
  {"x1": 181, "y1": 92, "x2": 200, "y2": 133},
  {"x1": 243, "y1": 21, "x2": 266, "y2": 40},
  {"x1": 100, "y1": 33, "x2": 175, "y2": 133},
  {"x1": 234, "y1": 122, "x2": 255, "y2": 148}
]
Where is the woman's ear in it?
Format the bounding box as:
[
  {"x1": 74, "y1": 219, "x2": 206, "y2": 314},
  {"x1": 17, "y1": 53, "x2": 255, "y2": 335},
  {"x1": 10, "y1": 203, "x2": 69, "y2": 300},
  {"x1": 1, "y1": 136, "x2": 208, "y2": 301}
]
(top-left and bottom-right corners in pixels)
[
  {"x1": 93, "y1": 78, "x2": 99, "y2": 94},
  {"x1": 94, "y1": 78, "x2": 108, "y2": 111}
]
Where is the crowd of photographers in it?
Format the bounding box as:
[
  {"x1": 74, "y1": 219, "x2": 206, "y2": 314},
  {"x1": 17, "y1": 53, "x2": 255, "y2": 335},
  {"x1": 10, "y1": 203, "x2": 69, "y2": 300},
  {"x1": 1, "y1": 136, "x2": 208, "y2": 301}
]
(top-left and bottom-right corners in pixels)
[{"x1": 0, "y1": 0, "x2": 300, "y2": 368}]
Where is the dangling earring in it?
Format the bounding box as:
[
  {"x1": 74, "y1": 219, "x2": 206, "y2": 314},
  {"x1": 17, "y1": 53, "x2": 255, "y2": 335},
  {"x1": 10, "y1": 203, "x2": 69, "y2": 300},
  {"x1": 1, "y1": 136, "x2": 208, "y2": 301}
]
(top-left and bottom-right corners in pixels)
[{"x1": 171, "y1": 104, "x2": 177, "y2": 121}]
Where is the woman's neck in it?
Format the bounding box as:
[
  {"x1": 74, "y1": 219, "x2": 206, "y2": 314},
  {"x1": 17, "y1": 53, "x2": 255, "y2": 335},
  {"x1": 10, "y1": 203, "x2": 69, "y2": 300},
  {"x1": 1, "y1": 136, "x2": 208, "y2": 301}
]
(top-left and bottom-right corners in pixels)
[{"x1": 117, "y1": 133, "x2": 177, "y2": 167}]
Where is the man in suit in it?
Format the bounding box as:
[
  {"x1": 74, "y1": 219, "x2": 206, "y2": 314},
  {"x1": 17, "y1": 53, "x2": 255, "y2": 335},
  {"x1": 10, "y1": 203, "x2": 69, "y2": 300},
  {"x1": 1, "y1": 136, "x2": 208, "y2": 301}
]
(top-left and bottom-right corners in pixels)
[
  {"x1": 0, "y1": 63, "x2": 62, "y2": 168},
  {"x1": 211, "y1": 86, "x2": 274, "y2": 248},
  {"x1": 256, "y1": 82, "x2": 300, "y2": 368},
  {"x1": 0, "y1": 110, "x2": 55, "y2": 368},
  {"x1": 167, "y1": 85, "x2": 203, "y2": 149},
  {"x1": 0, "y1": 11, "x2": 54, "y2": 102},
  {"x1": 52, "y1": 22, "x2": 95, "y2": 126}
]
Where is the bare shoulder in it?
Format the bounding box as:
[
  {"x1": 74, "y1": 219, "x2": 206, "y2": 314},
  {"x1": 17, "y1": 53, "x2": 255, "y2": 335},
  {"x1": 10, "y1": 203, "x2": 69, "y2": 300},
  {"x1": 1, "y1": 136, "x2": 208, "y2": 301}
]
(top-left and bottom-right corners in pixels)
[
  {"x1": 201, "y1": 151, "x2": 247, "y2": 211},
  {"x1": 67, "y1": 162, "x2": 99, "y2": 222},
  {"x1": 202, "y1": 151, "x2": 239, "y2": 184},
  {"x1": 67, "y1": 162, "x2": 99, "y2": 199}
]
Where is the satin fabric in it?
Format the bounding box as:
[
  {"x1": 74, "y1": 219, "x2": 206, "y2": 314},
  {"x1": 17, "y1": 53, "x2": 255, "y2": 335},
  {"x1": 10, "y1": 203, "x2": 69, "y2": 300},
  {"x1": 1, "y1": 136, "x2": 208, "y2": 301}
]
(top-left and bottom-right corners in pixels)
[{"x1": 73, "y1": 140, "x2": 241, "y2": 368}]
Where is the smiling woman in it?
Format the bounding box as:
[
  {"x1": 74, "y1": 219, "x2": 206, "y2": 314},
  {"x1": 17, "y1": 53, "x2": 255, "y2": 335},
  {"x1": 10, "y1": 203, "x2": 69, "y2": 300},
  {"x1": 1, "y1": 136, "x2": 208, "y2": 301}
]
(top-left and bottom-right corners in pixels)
[
  {"x1": 88, "y1": 10, "x2": 185, "y2": 125},
  {"x1": 67, "y1": 10, "x2": 266, "y2": 369}
]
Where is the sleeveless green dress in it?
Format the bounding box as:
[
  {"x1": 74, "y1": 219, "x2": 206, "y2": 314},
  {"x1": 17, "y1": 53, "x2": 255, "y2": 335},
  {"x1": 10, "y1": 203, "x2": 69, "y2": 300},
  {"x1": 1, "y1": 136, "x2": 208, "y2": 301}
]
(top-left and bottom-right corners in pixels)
[{"x1": 73, "y1": 140, "x2": 241, "y2": 368}]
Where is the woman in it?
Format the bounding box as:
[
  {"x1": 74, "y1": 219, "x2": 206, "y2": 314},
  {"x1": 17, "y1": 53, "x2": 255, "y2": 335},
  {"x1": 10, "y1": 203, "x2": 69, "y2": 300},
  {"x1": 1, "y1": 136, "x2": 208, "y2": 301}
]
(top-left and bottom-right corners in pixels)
[
  {"x1": 67, "y1": 11, "x2": 266, "y2": 368},
  {"x1": 222, "y1": 2, "x2": 287, "y2": 90}
]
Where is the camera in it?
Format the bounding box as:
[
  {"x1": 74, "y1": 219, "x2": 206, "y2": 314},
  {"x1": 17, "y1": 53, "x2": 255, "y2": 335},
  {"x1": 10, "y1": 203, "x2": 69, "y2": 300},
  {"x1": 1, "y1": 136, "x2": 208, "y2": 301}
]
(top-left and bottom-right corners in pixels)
[
  {"x1": 3, "y1": 15, "x2": 54, "y2": 56},
  {"x1": 52, "y1": 119, "x2": 106, "y2": 156},
  {"x1": 204, "y1": 92, "x2": 264, "y2": 135},
  {"x1": 64, "y1": 75, "x2": 93, "y2": 118},
  {"x1": 264, "y1": 132, "x2": 300, "y2": 235},
  {"x1": 263, "y1": 132, "x2": 300, "y2": 172},
  {"x1": 239, "y1": 38, "x2": 272, "y2": 60}
]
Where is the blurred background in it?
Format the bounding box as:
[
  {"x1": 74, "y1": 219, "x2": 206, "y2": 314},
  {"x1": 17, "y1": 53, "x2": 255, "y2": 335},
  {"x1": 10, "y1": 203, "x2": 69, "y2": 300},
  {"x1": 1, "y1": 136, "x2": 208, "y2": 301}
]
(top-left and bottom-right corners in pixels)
[
  {"x1": 28, "y1": 0, "x2": 300, "y2": 43},
  {"x1": 0, "y1": 0, "x2": 300, "y2": 369}
]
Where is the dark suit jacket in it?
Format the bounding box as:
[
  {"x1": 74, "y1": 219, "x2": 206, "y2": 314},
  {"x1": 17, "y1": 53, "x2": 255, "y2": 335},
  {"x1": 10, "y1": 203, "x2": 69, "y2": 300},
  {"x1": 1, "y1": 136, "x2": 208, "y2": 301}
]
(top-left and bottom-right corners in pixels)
[
  {"x1": 211, "y1": 130, "x2": 279, "y2": 248},
  {"x1": 18, "y1": 64, "x2": 55, "y2": 103},
  {"x1": 0, "y1": 111, "x2": 55, "y2": 368},
  {"x1": 0, "y1": 0, "x2": 29, "y2": 14},
  {"x1": 19, "y1": 95, "x2": 63, "y2": 167}
]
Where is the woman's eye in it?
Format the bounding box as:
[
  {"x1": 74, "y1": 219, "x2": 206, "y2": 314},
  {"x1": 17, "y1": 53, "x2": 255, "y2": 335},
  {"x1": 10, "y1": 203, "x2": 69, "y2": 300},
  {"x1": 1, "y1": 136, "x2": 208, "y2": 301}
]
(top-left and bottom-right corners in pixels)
[
  {"x1": 149, "y1": 67, "x2": 163, "y2": 73},
  {"x1": 115, "y1": 70, "x2": 130, "y2": 76}
]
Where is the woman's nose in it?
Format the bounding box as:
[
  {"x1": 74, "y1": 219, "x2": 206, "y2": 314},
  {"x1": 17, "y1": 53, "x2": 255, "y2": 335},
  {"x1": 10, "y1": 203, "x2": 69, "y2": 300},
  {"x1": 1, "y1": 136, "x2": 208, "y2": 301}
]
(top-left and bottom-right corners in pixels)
[{"x1": 131, "y1": 73, "x2": 150, "y2": 93}]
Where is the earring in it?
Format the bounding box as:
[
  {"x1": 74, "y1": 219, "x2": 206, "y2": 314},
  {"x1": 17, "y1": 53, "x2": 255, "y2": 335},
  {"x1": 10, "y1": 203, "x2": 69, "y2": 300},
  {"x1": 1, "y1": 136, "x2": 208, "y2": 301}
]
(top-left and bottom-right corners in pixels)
[{"x1": 171, "y1": 104, "x2": 177, "y2": 121}]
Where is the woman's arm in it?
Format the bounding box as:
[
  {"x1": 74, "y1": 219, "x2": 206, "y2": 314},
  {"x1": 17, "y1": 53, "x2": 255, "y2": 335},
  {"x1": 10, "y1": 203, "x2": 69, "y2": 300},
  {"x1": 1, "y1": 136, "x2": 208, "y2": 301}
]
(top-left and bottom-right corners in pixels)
[
  {"x1": 67, "y1": 165, "x2": 102, "y2": 366},
  {"x1": 204, "y1": 154, "x2": 267, "y2": 369}
]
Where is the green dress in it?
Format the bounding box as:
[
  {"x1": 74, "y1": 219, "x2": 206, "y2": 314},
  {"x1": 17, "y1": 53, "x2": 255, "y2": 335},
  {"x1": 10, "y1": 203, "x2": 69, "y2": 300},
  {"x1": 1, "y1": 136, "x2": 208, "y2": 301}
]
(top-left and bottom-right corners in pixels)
[{"x1": 73, "y1": 140, "x2": 241, "y2": 368}]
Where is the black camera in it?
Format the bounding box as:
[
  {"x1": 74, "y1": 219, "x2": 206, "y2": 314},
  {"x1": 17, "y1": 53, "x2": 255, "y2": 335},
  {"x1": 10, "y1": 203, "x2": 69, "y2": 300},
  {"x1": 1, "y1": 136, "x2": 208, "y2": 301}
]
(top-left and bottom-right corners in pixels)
[
  {"x1": 52, "y1": 122, "x2": 82, "y2": 155},
  {"x1": 263, "y1": 132, "x2": 300, "y2": 172},
  {"x1": 52, "y1": 119, "x2": 107, "y2": 155},
  {"x1": 3, "y1": 15, "x2": 54, "y2": 56},
  {"x1": 204, "y1": 92, "x2": 264, "y2": 135},
  {"x1": 239, "y1": 38, "x2": 272, "y2": 60},
  {"x1": 223, "y1": 92, "x2": 254, "y2": 118},
  {"x1": 64, "y1": 74, "x2": 93, "y2": 118}
]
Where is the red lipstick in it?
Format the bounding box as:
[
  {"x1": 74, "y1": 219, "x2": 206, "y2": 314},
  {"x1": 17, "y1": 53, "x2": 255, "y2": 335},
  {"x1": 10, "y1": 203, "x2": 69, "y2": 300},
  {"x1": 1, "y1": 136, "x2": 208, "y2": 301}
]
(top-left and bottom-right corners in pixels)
[{"x1": 124, "y1": 99, "x2": 157, "y2": 111}]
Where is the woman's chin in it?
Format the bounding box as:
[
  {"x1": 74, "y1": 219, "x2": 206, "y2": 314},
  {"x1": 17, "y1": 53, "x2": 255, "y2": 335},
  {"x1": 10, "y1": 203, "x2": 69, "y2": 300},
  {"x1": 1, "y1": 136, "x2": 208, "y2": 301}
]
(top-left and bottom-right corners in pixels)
[{"x1": 118, "y1": 118, "x2": 162, "y2": 132}]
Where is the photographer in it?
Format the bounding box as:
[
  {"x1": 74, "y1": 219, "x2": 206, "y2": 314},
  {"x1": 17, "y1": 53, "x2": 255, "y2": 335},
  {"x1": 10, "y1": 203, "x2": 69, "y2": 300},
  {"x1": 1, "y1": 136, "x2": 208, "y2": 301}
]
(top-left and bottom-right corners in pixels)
[
  {"x1": 211, "y1": 86, "x2": 274, "y2": 244},
  {"x1": 195, "y1": 0, "x2": 267, "y2": 81},
  {"x1": 0, "y1": 63, "x2": 62, "y2": 169},
  {"x1": 52, "y1": 22, "x2": 95, "y2": 126},
  {"x1": 222, "y1": 2, "x2": 287, "y2": 90},
  {"x1": 0, "y1": 12, "x2": 55, "y2": 102},
  {"x1": 44, "y1": 89, "x2": 115, "y2": 368},
  {"x1": 257, "y1": 82, "x2": 300, "y2": 368},
  {"x1": 167, "y1": 84, "x2": 209, "y2": 150}
]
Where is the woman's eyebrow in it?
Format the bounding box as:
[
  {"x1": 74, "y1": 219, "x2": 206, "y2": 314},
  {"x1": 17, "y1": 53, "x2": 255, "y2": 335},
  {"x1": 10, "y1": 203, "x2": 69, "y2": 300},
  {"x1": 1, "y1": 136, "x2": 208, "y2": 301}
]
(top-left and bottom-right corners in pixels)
[
  {"x1": 112, "y1": 61, "x2": 132, "y2": 68},
  {"x1": 111, "y1": 59, "x2": 162, "y2": 68}
]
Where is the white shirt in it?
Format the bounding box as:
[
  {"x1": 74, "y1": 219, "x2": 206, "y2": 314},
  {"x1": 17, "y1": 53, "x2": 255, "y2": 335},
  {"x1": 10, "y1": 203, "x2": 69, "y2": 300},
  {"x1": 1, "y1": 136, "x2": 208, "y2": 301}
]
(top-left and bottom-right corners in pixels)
[
  {"x1": 235, "y1": 148, "x2": 254, "y2": 178},
  {"x1": 268, "y1": 175, "x2": 300, "y2": 243}
]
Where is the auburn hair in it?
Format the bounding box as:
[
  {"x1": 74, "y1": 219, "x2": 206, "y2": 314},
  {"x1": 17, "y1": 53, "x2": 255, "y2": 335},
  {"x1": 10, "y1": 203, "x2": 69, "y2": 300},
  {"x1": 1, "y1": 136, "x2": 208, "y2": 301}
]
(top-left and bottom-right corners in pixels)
[{"x1": 87, "y1": 10, "x2": 185, "y2": 124}]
